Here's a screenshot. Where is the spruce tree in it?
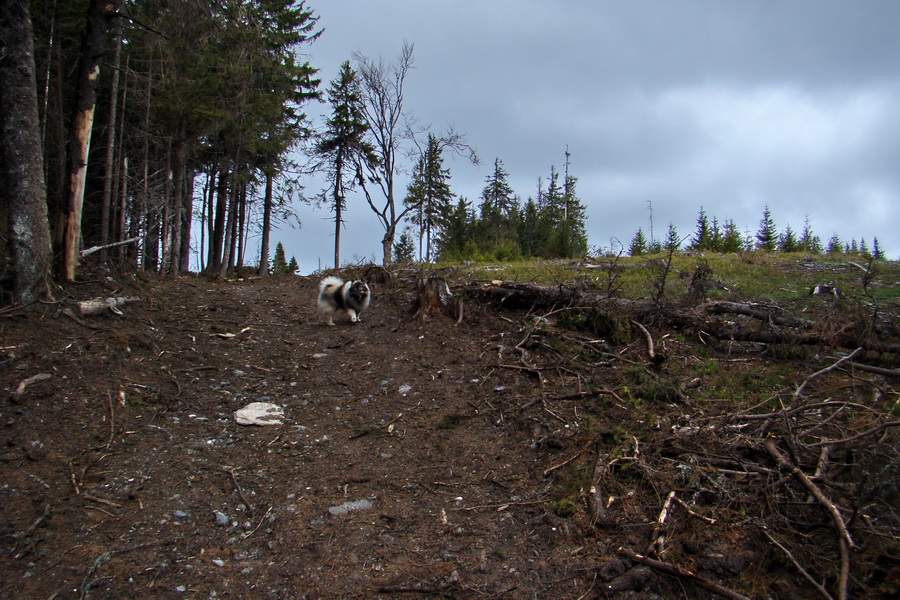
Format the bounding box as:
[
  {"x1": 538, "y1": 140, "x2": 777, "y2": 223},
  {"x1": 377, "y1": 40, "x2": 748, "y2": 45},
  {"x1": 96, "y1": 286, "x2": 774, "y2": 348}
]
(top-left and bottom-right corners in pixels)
[
  {"x1": 755, "y1": 205, "x2": 778, "y2": 251},
  {"x1": 404, "y1": 133, "x2": 453, "y2": 262},
  {"x1": 689, "y1": 207, "x2": 710, "y2": 250},
  {"x1": 271, "y1": 242, "x2": 288, "y2": 274},
  {"x1": 778, "y1": 224, "x2": 798, "y2": 252},
  {"x1": 393, "y1": 231, "x2": 416, "y2": 264},
  {"x1": 720, "y1": 219, "x2": 743, "y2": 253},
  {"x1": 316, "y1": 60, "x2": 378, "y2": 268},
  {"x1": 826, "y1": 234, "x2": 842, "y2": 255},
  {"x1": 629, "y1": 228, "x2": 648, "y2": 256},
  {"x1": 663, "y1": 223, "x2": 681, "y2": 253},
  {"x1": 477, "y1": 158, "x2": 519, "y2": 252}
]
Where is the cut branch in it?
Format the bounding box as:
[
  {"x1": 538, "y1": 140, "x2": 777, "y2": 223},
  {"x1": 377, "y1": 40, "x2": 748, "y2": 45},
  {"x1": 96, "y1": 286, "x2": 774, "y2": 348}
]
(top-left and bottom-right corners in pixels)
[{"x1": 617, "y1": 547, "x2": 751, "y2": 600}]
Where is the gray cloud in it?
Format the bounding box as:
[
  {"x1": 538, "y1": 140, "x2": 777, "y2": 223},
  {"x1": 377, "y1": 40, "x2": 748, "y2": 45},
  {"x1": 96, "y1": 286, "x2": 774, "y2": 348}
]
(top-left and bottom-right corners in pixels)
[{"x1": 274, "y1": 0, "x2": 900, "y2": 272}]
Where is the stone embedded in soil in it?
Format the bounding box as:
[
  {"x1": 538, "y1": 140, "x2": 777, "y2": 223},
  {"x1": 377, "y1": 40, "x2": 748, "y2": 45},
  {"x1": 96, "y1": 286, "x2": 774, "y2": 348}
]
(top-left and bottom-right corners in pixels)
[
  {"x1": 234, "y1": 402, "x2": 284, "y2": 426},
  {"x1": 327, "y1": 499, "x2": 374, "y2": 515}
]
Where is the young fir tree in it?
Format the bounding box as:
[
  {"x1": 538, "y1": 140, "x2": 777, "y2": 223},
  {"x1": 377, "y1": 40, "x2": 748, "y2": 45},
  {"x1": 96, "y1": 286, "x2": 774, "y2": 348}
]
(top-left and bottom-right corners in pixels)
[
  {"x1": 557, "y1": 149, "x2": 589, "y2": 258},
  {"x1": 476, "y1": 158, "x2": 519, "y2": 252},
  {"x1": 316, "y1": 61, "x2": 378, "y2": 268},
  {"x1": 518, "y1": 198, "x2": 541, "y2": 258},
  {"x1": 437, "y1": 197, "x2": 473, "y2": 261},
  {"x1": 778, "y1": 224, "x2": 798, "y2": 252},
  {"x1": 755, "y1": 205, "x2": 778, "y2": 251},
  {"x1": 404, "y1": 133, "x2": 454, "y2": 262},
  {"x1": 663, "y1": 223, "x2": 681, "y2": 253},
  {"x1": 872, "y1": 237, "x2": 883, "y2": 259},
  {"x1": 689, "y1": 206, "x2": 711, "y2": 250},
  {"x1": 798, "y1": 215, "x2": 815, "y2": 252},
  {"x1": 393, "y1": 230, "x2": 416, "y2": 264},
  {"x1": 629, "y1": 228, "x2": 648, "y2": 256},
  {"x1": 720, "y1": 219, "x2": 744, "y2": 253},
  {"x1": 271, "y1": 242, "x2": 289, "y2": 274},
  {"x1": 826, "y1": 234, "x2": 843, "y2": 255},
  {"x1": 287, "y1": 256, "x2": 299, "y2": 274}
]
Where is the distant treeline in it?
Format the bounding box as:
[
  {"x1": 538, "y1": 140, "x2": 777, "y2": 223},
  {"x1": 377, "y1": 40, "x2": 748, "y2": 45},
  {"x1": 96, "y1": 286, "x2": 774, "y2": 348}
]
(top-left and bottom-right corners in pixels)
[{"x1": 627, "y1": 205, "x2": 887, "y2": 259}]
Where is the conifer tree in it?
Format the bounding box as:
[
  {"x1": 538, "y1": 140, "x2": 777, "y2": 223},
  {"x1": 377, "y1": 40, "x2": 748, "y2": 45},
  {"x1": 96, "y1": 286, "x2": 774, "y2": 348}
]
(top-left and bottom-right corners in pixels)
[
  {"x1": 271, "y1": 241, "x2": 288, "y2": 274},
  {"x1": 778, "y1": 224, "x2": 798, "y2": 252},
  {"x1": 755, "y1": 205, "x2": 778, "y2": 251},
  {"x1": 404, "y1": 133, "x2": 453, "y2": 262},
  {"x1": 663, "y1": 223, "x2": 681, "y2": 253},
  {"x1": 476, "y1": 158, "x2": 518, "y2": 251},
  {"x1": 720, "y1": 219, "x2": 744, "y2": 253},
  {"x1": 393, "y1": 231, "x2": 416, "y2": 264},
  {"x1": 826, "y1": 234, "x2": 843, "y2": 255},
  {"x1": 689, "y1": 207, "x2": 711, "y2": 250},
  {"x1": 872, "y1": 237, "x2": 883, "y2": 259},
  {"x1": 316, "y1": 61, "x2": 378, "y2": 268},
  {"x1": 629, "y1": 228, "x2": 648, "y2": 256}
]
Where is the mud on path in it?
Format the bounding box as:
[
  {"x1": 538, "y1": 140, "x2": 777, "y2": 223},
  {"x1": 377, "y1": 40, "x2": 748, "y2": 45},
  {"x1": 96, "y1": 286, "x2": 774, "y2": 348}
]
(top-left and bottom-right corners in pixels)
[{"x1": 2, "y1": 270, "x2": 897, "y2": 599}]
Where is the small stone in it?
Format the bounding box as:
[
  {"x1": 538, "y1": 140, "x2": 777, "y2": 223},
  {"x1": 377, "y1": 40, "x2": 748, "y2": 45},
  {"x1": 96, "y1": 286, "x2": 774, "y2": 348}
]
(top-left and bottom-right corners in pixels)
[
  {"x1": 234, "y1": 402, "x2": 284, "y2": 426},
  {"x1": 214, "y1": 511, "x2": 230, "y2": 526},
  {"x1": 212, "y1": 559, "x2": 226, "y2": 568},
  {"x1": 173, "y1": 510, "x2": 188, "y2": 519}
]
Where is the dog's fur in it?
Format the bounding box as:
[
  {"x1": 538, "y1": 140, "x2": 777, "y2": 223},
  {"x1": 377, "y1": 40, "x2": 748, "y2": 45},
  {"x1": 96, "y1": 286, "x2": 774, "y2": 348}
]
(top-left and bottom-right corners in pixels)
[{"x1": 317, "y1": 276, "x2": 371, "y2": 326}]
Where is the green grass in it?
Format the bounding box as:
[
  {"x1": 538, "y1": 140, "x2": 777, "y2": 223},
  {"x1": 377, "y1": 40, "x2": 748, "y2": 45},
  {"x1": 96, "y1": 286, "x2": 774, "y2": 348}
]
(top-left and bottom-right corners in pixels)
[{"x1": 436, "y1": 252, "x2": 900, "y2": 305}]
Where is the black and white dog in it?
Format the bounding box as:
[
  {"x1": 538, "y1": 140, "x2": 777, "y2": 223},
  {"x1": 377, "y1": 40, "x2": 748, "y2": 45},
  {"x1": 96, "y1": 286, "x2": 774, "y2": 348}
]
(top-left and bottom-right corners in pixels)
[{"x1": 317, "y1": 276, "x2": 371, "y2": 326}]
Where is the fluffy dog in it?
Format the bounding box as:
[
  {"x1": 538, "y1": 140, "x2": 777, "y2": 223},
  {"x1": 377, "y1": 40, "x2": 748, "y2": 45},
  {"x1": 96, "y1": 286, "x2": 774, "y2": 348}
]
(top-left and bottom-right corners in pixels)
[{"x1": 317, "y1": 276, "x2": 371, "y2": 326}]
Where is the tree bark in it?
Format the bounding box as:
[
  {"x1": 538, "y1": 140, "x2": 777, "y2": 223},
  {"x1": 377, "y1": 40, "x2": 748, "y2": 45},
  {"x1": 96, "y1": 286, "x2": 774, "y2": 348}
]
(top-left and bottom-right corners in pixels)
[
  {"x1": 258, "y1": 171, "x2": 274, "y2": 277},
  {"x1": 0, "y1": 0, "x2": 54, "y2": 304},
  {"x1": 63, "y1": 0, "x2": 113, "y2": 281},
  {"x1": 99, "y1": 15, "x2": 122, "y2": 263}
]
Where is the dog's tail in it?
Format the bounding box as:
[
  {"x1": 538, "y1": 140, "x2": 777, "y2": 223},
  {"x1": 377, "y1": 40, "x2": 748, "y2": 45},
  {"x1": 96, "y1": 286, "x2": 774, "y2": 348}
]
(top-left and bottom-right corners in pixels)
[{"x1": 319, "y1": 275, "x2": 344, "y2": 294}]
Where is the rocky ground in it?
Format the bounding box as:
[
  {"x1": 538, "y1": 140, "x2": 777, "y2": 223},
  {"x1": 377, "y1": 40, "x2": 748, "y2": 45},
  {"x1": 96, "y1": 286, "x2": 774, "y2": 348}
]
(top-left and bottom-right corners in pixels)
[{"x1": 1, "y1": 266, "x2": 898, "y2": 599}]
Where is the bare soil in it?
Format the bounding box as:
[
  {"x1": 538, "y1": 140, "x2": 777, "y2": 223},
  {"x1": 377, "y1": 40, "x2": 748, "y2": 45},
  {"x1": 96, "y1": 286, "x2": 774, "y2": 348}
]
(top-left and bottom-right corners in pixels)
[{"x1": 1, "y1": 268, "x2": 897, "y2": 599}]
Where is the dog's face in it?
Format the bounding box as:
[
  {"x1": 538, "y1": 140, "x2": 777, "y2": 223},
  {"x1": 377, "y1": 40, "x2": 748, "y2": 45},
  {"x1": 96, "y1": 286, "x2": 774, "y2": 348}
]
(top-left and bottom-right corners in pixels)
[{"x1": 348, "y1": 281, "x2": 370, "y2": 304}]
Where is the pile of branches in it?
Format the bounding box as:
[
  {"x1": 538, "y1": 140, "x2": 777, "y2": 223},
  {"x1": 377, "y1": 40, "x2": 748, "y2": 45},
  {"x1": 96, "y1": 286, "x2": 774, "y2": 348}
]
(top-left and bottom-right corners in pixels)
[{"x1": 465, "y1": 280, "x2": 899, "y2": 599}]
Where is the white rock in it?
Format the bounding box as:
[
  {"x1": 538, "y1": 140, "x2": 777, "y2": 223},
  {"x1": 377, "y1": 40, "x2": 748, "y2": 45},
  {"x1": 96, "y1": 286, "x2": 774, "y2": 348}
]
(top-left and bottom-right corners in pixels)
[{"x1": 234, "y1": 402, "x2": 284, "y2": 426}]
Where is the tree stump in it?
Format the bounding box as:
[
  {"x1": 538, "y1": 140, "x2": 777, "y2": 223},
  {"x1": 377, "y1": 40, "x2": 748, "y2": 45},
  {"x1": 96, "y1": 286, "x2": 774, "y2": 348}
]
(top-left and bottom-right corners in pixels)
[{"x1": 407, "y1": 277, "x2": 460, "y2": 322}]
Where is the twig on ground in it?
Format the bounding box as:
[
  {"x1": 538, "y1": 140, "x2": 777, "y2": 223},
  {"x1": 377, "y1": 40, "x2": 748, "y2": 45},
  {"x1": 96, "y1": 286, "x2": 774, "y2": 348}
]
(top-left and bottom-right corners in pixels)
[
  {"x1": 617, "y1": 547, "x2": 751, "y2": 600},
  {"x1": 794, "y1": 348, "x2": 863, "y2": 401},
  {"x1": 762, "y1": 529, "x2": 833, "y2": 600},
  {"x1": 222, "y1": 466, "x2": 254, "y2": 518}
]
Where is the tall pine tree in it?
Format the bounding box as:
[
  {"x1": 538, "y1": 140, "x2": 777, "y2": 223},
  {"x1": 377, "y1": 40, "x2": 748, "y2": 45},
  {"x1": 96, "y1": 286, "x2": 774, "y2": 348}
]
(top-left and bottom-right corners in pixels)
[{"x1": 316, "y1": 61, "x2": 377, "y2": 268}]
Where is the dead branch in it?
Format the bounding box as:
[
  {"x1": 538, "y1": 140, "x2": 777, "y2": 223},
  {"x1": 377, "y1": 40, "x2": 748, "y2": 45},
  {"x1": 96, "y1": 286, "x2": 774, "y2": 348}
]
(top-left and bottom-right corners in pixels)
[
  {"x1": 10, "y1": 373, "x2": 52, "y2": 402},
  {"x1": 77, "y1": 296, "x2": 141, "y2": 316},
  {"x1": 762, "y1": 529, "x2": 834, "y2": 600},
  {"x1": 647, "y1": 491, "x2": 677, "y2": 555},
  {"x1": 616, "y1": 547, "x2": 752, "y2": 600},
  {"x1": 763, "y1": 438, "x2": 857, "y2": 551},
  {"x1": 846, "y1": 361, "x2": 900, "y2": 378},
  {"x1": 587, "y1": 451, "x2": 613, "y2": 527},
  {"x1": 794, "y1": 348, "x2": 863, "y2": 401},
  {"x1": 760, "y1": 436, "x2": 857, "y2": 600},
  {"x1": 222, "y1": 466, "x2": 254, "y2": 518},
  {"x1": 807, "y1": 420, "x2": 900, "y2": 447},
  {"x1": 80, "y1": 236, "x2": 141, "y2": 257},
  {"x1": 631, "y1": 320, "x2": 658, "y2": 362}
]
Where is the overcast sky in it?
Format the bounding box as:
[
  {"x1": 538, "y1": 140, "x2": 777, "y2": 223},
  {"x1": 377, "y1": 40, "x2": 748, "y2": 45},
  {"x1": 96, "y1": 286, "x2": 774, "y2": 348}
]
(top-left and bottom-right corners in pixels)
[{"x1": 270, "y1": 0, "x2": 900, "y2": 273}]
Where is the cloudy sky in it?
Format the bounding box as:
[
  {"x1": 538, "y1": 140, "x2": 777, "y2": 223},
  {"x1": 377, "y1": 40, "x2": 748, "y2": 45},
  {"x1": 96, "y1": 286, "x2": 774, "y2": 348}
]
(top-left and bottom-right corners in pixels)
[{"x1": 272, "y1": 0, "x2": 900, "y2": 273}]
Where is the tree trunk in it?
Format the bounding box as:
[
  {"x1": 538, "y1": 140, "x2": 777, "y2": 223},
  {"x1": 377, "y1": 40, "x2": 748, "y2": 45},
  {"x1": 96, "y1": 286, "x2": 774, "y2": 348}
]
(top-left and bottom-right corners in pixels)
[
  {"x1": 179, "y1": 163, "x2": 193, "y2": 273},
  {"x1": 99, "y1": 16, "x2": 122, "y2": 263},
  {"x1": 0, "y1": 0, "x2": 54, "y2": 304},
  {"x1": 258, "y1": 171, "x2": 274, "y2": 277},
  {"x1": 63, "y1": 0, "x2": 113, "y2": 281},
  {"x1": 210, "y1": 168, "x2": 228, "y2": 273}
]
